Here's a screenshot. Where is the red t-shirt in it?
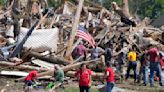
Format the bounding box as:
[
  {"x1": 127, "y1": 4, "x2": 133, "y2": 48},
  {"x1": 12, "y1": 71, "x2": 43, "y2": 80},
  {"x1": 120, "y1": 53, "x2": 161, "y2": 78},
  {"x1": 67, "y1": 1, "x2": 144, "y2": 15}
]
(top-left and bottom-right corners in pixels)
[
  {"x1": 24, "y1": 70, "x2": 37, "y2": 81},
  {"x1": 147, "y1": 48, "x2": 158, "y2": 62},
  {"x1": 160, "y1": 59, "x2": 164, "y2": 68},
  {"x1": 105, "y1": 67, "x2": 115, "y2": 83},
  {"x1": 76, "y1": 44, "x2": 87, "y2": 56},
  {"x1": 75, "y1": 69, "x2": 92, "y2": 86}
]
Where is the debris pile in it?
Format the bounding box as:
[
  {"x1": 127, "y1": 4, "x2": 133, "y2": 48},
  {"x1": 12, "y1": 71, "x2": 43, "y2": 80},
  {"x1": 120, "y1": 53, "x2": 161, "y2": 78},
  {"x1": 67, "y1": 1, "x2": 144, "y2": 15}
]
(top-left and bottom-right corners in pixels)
[{"x1": 0, "y1": 0, "x2": 163, "y2": 90}]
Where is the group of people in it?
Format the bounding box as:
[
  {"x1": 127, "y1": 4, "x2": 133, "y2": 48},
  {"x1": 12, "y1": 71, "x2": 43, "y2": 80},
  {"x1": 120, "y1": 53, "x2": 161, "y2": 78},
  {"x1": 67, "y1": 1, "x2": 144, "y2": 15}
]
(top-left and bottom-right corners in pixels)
[
  {"x1": 72, "y1": 42, "x2": 111, "y2": 62},
  {"x1": 23, "y1": 43, "x2": 164, "y2": 92},
  {"x1": 23, "y1": 63, "x2": 115, "y2": 92},
  {"x1": 72, "y1": 42, "x2": 164, "y2": 91},
  {"x1": 75, "y1": 62, "x2": 115, "y2": 92},
  {"x1": 126, "y1": 45, "x2": 164, "y2": 87},
  {"x1": 24, "y1": 64, "x2": 64, "y2": 92}
]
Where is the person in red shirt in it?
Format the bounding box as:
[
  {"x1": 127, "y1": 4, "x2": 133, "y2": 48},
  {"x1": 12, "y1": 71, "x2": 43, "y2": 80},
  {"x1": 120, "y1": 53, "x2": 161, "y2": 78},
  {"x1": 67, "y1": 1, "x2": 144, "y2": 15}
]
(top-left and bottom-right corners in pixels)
[
  {"x1": 147, "y1": 46, "x2": 163, "y2": 87},
  {"x1": 104, "y1": 62, "x2": 115, "y2": 92},
  {"x1": 24, "y1": 70, "x2": 37, "y2": 91},
  {"x1": 72, "y1": 42, "x2": 87, "y2": 62},
  {"x1": 75, "y1": 64, "x2": 92, "y2": 92},
  {"x1": 159, "y1": 51, "x2": 164, "y2": 68}
]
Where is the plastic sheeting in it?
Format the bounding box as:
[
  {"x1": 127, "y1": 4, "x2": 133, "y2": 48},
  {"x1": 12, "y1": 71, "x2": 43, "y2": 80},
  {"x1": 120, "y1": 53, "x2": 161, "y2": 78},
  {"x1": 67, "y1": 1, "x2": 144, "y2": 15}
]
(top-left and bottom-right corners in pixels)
[{"x1": 18, "y1": 27, "x2": 59, "y2": 52}]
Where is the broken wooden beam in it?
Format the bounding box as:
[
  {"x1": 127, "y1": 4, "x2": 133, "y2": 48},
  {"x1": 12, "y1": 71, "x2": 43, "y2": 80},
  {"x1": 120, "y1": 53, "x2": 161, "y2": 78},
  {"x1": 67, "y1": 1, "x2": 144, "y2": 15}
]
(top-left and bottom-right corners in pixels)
[
  {"x1": 29, "y1": 51, "x2": 70, "y2": 65},
  {"x1": 15, "y1": 58, "x2": 104, "y2": 82},
  {"x1": 143, "y1": 37, "x2": 164, "y2": 50},
  {"x1": 32, "y1": 59, "x2": 54, "y2": 69},
  {"x1": 86, "y1": 6, "x2": 101, "y2": 12},
  {"x1": 65, "y1": 0, "x2": 84, "y2": 62},
  {"x1": 84, "y1": 0, "x2": 103, "y2": 9},
  {"x1": 66, "y1": 71, "x2": 104, "y2": 81},
  {"x1": 0, "y1": 61, "x2": 48, "y2": 71},
  {"x1": 0, "y1": 70, "x2": 28, "y2": 77}
]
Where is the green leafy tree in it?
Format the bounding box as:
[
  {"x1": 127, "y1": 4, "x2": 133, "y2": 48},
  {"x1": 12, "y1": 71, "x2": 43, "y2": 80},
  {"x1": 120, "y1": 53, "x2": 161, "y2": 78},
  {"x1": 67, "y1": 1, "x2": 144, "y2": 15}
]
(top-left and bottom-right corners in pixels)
[
  {"x1": 0, "y1": 0, "x2": 5, "y2": 6},
  {"x1": 101, "y1": 0, "x2": 164, "y2": 19},
  {"x1": 48, "y1": 0, "x2": 64, "y2": 8},
  {"x1": 42, "y1": 0, "x2": 164, "y2": 19}
]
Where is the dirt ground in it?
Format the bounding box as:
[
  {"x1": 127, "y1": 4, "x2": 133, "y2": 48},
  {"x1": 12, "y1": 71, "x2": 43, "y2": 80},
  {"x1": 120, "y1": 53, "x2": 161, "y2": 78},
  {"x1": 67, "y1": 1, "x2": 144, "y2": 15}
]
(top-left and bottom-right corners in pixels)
[
  {"x1": 116, "y1": 79, "x2": 164, "y2": 92},
  {"x1": 0, "y1": 76, "x2": 164, "y2": 92},
  {"x1": 0, "y1": 76, "x2": 24, "y2": 92}
]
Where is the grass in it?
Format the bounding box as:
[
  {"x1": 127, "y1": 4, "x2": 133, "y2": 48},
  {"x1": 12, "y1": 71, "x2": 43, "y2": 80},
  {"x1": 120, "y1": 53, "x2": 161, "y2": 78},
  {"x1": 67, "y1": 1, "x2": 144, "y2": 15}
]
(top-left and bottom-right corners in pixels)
[
  {"x1": 116, "y1": 78, "x2": 164, "y2": 92},
  {"x1": 13, "y1": 86, "x2": 99, "y2": 92},
  {"x1": 57, "y1": 86, "x2": 99, "y2": 92}
]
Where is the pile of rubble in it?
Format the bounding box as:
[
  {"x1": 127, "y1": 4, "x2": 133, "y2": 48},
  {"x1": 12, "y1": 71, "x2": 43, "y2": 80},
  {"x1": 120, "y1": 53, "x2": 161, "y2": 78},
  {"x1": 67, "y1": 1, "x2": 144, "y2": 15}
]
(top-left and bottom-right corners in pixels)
[{"x1": 0, "y1": 0, "x2": 163, "y2": 87}]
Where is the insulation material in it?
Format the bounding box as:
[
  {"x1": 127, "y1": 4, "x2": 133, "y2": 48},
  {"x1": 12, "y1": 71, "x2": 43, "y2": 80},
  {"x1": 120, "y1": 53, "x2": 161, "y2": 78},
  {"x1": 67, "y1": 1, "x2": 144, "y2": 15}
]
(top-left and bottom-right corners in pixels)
[
  {"x1": 5, "y1": 26, "x2": 14, "y2": 37},
  {"x1": 18, "y1": 27, "x2": 59, "y2": 52}
]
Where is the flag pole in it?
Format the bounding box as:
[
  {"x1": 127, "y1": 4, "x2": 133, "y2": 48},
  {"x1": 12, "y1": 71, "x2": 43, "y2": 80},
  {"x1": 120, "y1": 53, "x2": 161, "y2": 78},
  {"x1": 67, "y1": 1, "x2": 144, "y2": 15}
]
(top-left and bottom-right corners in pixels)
[{"x1": 65, "y1": 0, "x2": 84, "y2": 62}]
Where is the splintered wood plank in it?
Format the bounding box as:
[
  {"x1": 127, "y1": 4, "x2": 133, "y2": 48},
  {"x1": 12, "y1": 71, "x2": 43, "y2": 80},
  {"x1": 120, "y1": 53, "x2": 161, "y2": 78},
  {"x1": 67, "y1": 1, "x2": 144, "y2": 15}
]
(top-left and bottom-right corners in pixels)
[
  {"x1": 32, "y1": 59, "x2": 54, "y2": 69},
  {"x1": 0, "y1": 71, "x2": 28, "y2": 77}
]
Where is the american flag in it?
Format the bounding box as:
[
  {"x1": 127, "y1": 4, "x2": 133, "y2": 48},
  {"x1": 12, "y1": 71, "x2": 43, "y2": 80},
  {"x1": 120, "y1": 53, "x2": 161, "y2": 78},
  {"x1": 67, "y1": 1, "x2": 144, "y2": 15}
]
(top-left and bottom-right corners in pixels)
[{"x1": 76, "y1": 26, "x2": 95, "y2": 47}]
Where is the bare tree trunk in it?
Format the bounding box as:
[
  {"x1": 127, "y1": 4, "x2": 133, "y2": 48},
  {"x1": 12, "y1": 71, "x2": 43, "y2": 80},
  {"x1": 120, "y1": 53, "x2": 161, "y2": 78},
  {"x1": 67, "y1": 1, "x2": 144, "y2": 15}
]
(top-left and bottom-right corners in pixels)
[
  {"x1": 122, "y1": 0, "x2": 130, "y2": 18},
  {"x1": 112, "y1": 1, "x2": 136, "y2": 26}
]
